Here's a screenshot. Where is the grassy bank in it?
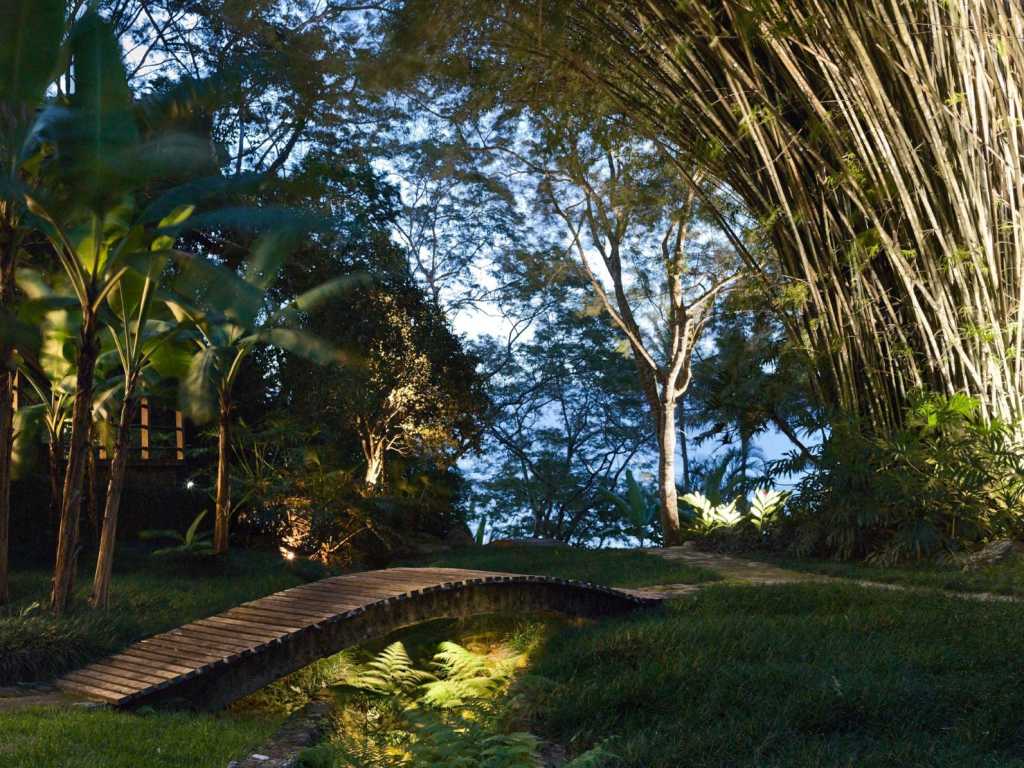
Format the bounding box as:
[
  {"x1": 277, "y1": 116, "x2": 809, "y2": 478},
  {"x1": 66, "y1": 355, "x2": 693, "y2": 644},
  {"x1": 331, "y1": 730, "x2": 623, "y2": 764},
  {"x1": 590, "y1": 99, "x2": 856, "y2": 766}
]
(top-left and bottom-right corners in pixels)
[
  {"x1": 406, "y1": 545, "x2": 720, "y2": 588},
  {"x1": 522, "y1": 582, "x2": 1024, "y2": 767},
  {"x1": 0, "y1": 707, "x2": 282, "y2": 768},
  {"x1": 0, "y1": 547, "x2": 327, "y2": 684}
]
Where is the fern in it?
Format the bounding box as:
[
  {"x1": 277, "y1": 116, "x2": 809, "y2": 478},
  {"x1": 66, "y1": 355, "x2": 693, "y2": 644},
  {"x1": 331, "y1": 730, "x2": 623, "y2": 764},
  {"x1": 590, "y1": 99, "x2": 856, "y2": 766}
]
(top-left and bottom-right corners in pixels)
[
  {"x1": 564, "y1": 743, "x2": 620, "y2": 767},
  {"x1": 349, "y1": 642, "x2": 435, "y2": 698},
  {"x1": 421, "y1": 642, "x2": 521, "y2": 708}
]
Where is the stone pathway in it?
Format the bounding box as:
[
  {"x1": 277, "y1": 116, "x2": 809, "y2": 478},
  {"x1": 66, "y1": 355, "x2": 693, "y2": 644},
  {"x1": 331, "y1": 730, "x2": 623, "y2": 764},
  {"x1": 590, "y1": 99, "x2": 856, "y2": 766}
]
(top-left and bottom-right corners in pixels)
[
  {"x1": 632, "y1": 545, "x2": 1024, "y2": 604},
  {"x1": 228, "y1": 696, "x2": 334, "y2": 768},
  {"x1": 0, "y1": 683, "x2": 90, "y2": 713}
]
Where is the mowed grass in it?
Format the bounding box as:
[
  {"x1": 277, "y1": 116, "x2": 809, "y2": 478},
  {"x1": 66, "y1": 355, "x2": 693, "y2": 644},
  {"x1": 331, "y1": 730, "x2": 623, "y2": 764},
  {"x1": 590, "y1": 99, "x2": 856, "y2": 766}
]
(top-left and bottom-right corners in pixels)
[
  {"x1": 405, "y1": 545, "x2": 720, "y2": 588},
  {"x1": 768, "y1": 554, "x2": 1024, "y2": 597},
  {"x1": 0, "y1": 707, "x2": 281, "y2": 768},
  {"x1": 0, "y1": 547, "x2": 328, "y2": 684},
  {"x1": 522, "y1": 583, "x2": 1024, "y2": 767}
]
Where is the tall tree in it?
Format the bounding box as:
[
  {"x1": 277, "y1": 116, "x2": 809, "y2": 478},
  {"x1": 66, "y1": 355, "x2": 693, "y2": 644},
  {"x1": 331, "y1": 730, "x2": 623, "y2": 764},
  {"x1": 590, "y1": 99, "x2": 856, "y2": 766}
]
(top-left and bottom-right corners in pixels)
[
  {"x1": 480, "y1": 263, "x2": 651, "y2": 543},
  {"x1": 172, "y1": 232, "x2": 346, "y2": 554},
  {"x1": 31, "y1": 13, "x2": 148, "y2": 614},
  {"x1": 89, "y1": 209, "x2": 193, "y2": 608},
  {"x1": 523, "y1": 120, "x2": 741, "y2": 545}
]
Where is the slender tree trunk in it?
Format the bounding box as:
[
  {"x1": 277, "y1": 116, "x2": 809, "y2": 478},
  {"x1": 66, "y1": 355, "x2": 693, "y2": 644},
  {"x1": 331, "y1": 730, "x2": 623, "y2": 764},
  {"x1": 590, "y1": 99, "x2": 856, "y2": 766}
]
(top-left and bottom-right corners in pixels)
[
  {"x1": 89, "y1": 394, "x2": 138, "y2": 609},
  {"x1": 679, "y1": 402, "x2": 691, "y2": 492},
  {"x1": 0, "y1": 242, "x2": 15, "y2": 606},
  {"x1": 85, "y1": 424, "x2": 99, "y2": 546},
  {"x1": 213, "y1": 395, "x2": 232, "y2": 555},
  {"x1": 0, "y1": 368, "x2": 11, "y2": 607},
  {"x1": 48, "y1": 429, "x2": 64, "y2": 532},
  {"x1": 363, "y1": 441, "x2": 384, "y2": 488},
  {"x1": 656, "y1": 400, "x2": 683, "y2": 546},
  {"x1": 51, "y1": 315, "x2": 99, "y2": 614}
]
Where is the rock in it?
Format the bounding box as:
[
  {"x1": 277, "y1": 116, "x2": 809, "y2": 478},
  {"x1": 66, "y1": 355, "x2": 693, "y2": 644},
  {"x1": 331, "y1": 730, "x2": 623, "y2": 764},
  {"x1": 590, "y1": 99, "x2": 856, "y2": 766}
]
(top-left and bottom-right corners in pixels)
[
  {"x1": 963, "y1": 539, "x2": 1022, "y2": 570},
  {"x1": 487, "y1": 537, "x2": 566, "y2": 549},
  {"x1": 444, "y1": 524, "x2": 477, "y2": 548},
  {"x1": 392, "y1": 531, "x2": 451, "y2": 558}
]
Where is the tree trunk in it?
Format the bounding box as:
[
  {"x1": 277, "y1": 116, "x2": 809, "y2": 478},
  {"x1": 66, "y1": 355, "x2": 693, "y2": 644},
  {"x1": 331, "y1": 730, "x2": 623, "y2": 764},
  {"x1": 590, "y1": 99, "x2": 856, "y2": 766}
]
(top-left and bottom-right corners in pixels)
[
  {"x1": 213, "y1": 396, "x2": 232, "y2": 555},
  {"x1": 85, "y1": 424, "x2": 100, "y2": 546},
  {"x1": 48, "y1": 431, "x2": 64, "y2": 533},
  {"x1": 51, "y1": 315, "x2": 99, "y2": 614},
  {"x1": 771, "y1": 415, "x2": 817, "y2": 464},
  {"x1": 0, "y1": 368, "x2": 12, "y2": 607},
  {"x1": 89, "y1": 395, "x2": 138, "y2": 609},
  {"x1": 656, "y1": 400, "x2": 683, "y2": 546},
  {"x1": 679, "y1": 402, "x2": 691, "y2": 492},
  {"x1": 0, "y1": 242, "x2": 15, "y2": 606},
  {"x1": 363, "y1": 441, "x2": 384, "y2": 488}
]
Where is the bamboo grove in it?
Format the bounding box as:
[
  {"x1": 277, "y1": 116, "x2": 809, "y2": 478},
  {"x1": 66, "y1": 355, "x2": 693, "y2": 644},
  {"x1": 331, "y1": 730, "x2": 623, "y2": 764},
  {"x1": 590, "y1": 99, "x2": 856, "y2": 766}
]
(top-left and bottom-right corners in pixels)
[{"x1": 416, "y1": 0, "x2": 1024, "y2": 432}]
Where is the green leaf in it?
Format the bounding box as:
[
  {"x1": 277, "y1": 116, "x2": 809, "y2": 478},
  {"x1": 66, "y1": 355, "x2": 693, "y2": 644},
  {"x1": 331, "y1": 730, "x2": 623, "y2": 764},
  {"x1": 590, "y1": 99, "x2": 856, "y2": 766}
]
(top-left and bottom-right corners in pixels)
[
  {"x1": 147, "y1": 340, "x2": 192, "y2": 381},
  {"x1": 249, "y1": 327, "x2": 343, "y2": 366},
  {"x1": 11, "y1": 403, "x2": 44, "y2": 480},
  {"x1": 245, "y1": 229, "x2": 299, "y2": 290},
  {"x1": 0, "y1": 0, "x2": 64, "y2": 109},
  {"x1": 180, "y1": 346, "x2": 221, "y2": 423},
  {"x1": 57, "y1": 12, "x2": 139, "y2": 211},
  {"x1": 171, "y1": 253, "x2": 264, "y2": 330},
  {"x1": 152, "y1": 204, "x2": 195, "y2": 252},
  {"x1": 289, "y1": 274, "x2": 369, "y2": 315},
  {"x1": 183, "y1": 510, "x2": 208, "y2": 546}
]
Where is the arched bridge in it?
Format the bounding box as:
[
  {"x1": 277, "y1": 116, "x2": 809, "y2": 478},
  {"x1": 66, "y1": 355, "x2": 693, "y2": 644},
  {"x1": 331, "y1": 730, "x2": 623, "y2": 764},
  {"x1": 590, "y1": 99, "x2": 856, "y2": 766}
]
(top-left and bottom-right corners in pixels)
[{"x1": 56, "y1": 567, "x2": 661, "y2": 710}]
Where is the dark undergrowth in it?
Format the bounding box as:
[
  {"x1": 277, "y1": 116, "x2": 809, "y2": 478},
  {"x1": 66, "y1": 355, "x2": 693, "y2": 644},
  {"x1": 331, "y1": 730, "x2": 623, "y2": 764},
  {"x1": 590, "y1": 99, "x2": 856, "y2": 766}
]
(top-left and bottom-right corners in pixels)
[
  {"x1": 404, "y1": 545, "x2": 720, "y2": 588},
  {"x1": 0, "y1": 546, "x2": 329, "y2": 684}
]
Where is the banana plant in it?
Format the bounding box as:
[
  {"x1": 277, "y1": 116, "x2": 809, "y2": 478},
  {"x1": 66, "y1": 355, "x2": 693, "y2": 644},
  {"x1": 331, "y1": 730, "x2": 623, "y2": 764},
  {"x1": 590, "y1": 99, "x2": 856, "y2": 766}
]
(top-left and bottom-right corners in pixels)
[
  {"x1": 168, "y1": 233, "x2": 348, "y2": 554},
  {"x1": 605, "y1": 469, "x2": 658, "y2": 547},
  {"x1": 25, "y1": 12, "x2": 222, "y2": 613},
  {"x1": 0, "y1": 0, "x2": 66, "y2": 605},
  {"x1": 12, "y1": 267, "x2": 77, "y2": 525},
  {"x1": 89, "y1": 208, "x2": 196, "y2": 609},
  {"x1": 20, "y1": 12, "x2": 157, "y2": 614}
]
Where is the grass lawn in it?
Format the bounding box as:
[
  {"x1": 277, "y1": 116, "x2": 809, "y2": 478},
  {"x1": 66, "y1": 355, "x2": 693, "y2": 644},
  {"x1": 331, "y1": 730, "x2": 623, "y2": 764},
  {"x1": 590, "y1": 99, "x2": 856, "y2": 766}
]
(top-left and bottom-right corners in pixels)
[
  {"x1": 405, "y1": 545, "x2": 720, "y2": 588},
  {"x1": 522, "y1": 582, "x2": 1024, "y2": 767},
  {"x1": 0, "y1": 706, "x2": 282, "y2": 768},
  {"x1": 0, "y1": 546, "x2": 329, "y2": 684},
  {"x1": 765, "y1": 553, "x2": 1024, "y2": 597}
]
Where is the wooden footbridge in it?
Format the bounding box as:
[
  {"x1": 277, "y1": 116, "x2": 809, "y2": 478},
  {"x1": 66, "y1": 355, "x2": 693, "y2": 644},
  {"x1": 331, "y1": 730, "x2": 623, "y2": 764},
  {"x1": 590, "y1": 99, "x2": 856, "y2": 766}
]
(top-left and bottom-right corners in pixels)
[{"x1": 57, "y1": 567, "x2": 661, "y2": 710}]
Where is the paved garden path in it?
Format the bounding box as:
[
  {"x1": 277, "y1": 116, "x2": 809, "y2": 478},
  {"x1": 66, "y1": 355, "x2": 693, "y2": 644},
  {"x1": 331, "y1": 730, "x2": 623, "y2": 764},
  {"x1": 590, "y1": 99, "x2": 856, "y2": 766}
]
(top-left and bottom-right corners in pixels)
[{"x1": 634, "y1": 545, "x2": 1023, "y2": 604}]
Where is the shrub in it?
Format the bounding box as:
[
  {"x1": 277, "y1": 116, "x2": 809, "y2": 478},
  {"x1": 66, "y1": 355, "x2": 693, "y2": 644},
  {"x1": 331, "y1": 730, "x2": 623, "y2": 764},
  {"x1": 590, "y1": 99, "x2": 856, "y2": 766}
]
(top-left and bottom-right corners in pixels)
[{"x1": 781, "y1": 393, "x2": 1024, "y2": 562}]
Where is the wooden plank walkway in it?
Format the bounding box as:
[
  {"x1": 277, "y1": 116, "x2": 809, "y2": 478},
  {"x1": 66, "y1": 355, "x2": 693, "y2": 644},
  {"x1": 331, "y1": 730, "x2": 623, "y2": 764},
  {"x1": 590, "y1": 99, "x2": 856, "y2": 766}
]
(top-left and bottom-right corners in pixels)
[{"x1": 57, "y1": 567, "x2": 660, "y2": 710}]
